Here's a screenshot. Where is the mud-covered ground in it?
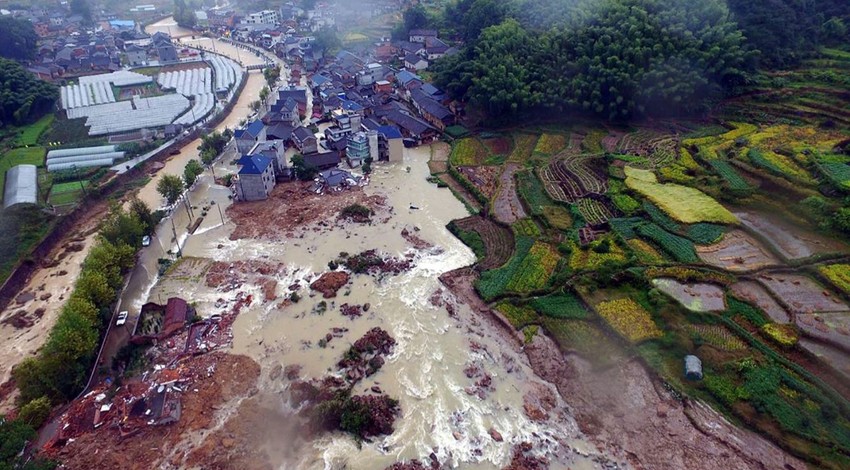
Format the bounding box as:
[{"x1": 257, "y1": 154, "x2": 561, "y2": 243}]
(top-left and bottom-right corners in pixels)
[{"x1": 48, "y1": 353, "x2": 263, "y2": 470}]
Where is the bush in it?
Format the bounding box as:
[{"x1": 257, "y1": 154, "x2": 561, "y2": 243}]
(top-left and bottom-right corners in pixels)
[{"x1": 18, "y1": 396, "x2": 51, "y2": 428}]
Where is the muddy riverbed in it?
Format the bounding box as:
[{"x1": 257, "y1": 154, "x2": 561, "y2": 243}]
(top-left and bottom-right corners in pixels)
[{"x1": 131, "y1": 146, "x2": 610, "y2": 469}]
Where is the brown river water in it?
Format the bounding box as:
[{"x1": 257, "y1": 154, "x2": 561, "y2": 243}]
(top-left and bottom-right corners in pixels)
[{"x1": 105, "y1": 18, "x2": 613, "y2": 469}]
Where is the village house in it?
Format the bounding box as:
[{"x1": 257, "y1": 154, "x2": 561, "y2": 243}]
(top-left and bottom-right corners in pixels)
[
  {"x1": 243, "y1": 10, "x2": 279, "y2": 25},
  {"x1": 125, "y1": 44, "x2": 147, "y2": 66},
  {"x1": 234, "y1": 121, "x2": 267, "y2": 154},
  {"x1": 235, "y1": 155, "x2": 276, "y2": 201},
  {"x1": 131, "y1": 298, "x2": 193, "y2": 344},
  {"x1": 410, "y1": 89, "x2": 454, "y2": 131},
  {"x1": 404, "y1": 54, "x2": 428, "y2": 72},
  {"x1": 249, "y1": 141, "x2": 289, "y2": 180},
  {"x1": 292, "y1": 126, "x2": 318, "y2": 154},
  {"x1": 409, "y1": 29, "x2": 438, "y2": 44},
  {"x1": 304, "y1": 151, "x2": 341, "y2": 171},
  {"x1": 315, "y1": 168, "x2": 358, "y2": 192}
]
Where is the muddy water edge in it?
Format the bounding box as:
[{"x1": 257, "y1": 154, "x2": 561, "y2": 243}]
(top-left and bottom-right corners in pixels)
[{"x1": 137, "y1": 144, "x2": 614, "y2": 469}]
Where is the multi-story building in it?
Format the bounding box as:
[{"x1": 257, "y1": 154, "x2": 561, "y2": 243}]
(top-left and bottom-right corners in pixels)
[
  {"x1": 346, "y1": 131, "x2": 370, "y2": 167},
  {"x1": 243, "y1": 10, "x2": 279, "y2": 25}
]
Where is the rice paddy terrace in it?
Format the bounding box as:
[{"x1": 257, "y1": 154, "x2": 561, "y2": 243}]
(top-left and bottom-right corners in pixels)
[{"x1": 435, "y1": 48, "x2": 850, "y2": 469}]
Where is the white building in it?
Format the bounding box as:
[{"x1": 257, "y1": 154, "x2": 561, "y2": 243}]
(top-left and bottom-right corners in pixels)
[{"x1": 242, "y1": 10, "x2": 279, "y2": 25}]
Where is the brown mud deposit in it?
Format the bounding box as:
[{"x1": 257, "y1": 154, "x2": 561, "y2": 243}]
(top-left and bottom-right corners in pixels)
[
  {"x1": 310, "y1": 271, "x2": 350, "y2": 298},
  {"x1": 441, "y1": 267, "x2": 805, "y2": 470},
  {"x1": 227, "y1": 181, "x2": 389, "y2": 240},
  {"x1": 49, "y1": 353, "x2": 263, "y2": 470},
  {"x1": 696, "y1": 229, "x2": 780, "y2": 272}
]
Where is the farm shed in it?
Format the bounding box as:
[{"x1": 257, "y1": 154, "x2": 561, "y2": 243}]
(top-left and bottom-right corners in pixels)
[
  {"x1": 3, "y1": 164, "x2": 38, "y2": 208},
  {"x1": 684, "y1": 355, "x2": 703, "y2": 380}
]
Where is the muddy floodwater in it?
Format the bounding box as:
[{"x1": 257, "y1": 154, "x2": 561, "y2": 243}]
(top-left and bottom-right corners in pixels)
[{"x1": 126, "y1": 145, "x2": 609, "y2": 469}]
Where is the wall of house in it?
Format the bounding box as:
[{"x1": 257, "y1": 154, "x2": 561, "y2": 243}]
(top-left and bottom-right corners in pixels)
[
  {"x1": 387, "y1": 138, "x2": 404, "y2": 162},
  {"x1": 237, "y1": 167, "x2": 275, "y2": 201}
]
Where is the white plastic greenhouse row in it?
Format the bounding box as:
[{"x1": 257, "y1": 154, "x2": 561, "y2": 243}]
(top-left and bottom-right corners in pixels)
[
  {"x1": 86, "y1": 95, "x2": 189, "y2": 136},
  {"x1": 79, "y1": 70, "x2": 152, "y2": 88},
  {"x1": 173, "y1": 93, "x2": 215, "y2": 125},
  {"x1": 47, "y1": 152, "x2": 125, "y2": 166},
  {"x1": 208, "y1": 55, "x2": 239, "y2": 92},
  {"x1": 156, "y1": 68, "x2": 212, "y2": 97},
  {"x1": 66, "y1": 101, "x2": 133, "y2": 120},
  {"x1": 47, "y1": 145, "x2": 117, "y2": 160},
  {"x1": 61, "y1": 82, "x2": 117, "y2": 110},
  {"x1": 48, "y1": 157, "x2": 116, "y2": 172}
]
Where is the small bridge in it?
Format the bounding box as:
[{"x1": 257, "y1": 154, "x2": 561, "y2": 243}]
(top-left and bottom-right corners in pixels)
[{"x1": 245, "y1": 63, "x2": 274, "y2": 71}]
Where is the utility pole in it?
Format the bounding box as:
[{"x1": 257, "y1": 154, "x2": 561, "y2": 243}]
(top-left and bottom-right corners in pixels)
[
  {"x1": 170, "y1": 216, "x2": 182, "y2": 258},
  {"x1": 217, "y1": 202, "x2": 224, "y2": 225},
  {"x1": 73, "y1": 164, "x2": 88, "y2": 196}
]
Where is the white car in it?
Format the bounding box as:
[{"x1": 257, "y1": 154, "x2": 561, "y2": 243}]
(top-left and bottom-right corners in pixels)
[
  {"x1": 142, "y1": 235, "x2": 151, "y2": 247},
  {"x1": 116, "y1": 311, "x2": 128, "y2": 326}
]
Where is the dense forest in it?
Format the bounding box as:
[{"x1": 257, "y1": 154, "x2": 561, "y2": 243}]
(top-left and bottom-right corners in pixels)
[
  {"x1": 0, "y1": 17, "x2": 39, "y2": 61},
  {"x1": 0, "y1": 58, "x2": 58, "y2": 126},
  {"x1": 431, "y1": 0, "x2": 850, "y2": 120}
]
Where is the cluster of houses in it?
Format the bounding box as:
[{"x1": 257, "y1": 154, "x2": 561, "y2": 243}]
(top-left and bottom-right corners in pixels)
[{"x1": 226, "y1": 4, "x2": 461, "y2": 203}]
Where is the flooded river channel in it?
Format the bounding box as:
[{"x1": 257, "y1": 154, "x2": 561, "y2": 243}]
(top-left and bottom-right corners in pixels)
[
  {"x1": 108, "y1": 18, "x2": 612, "y2": 469},
  {"x1": 123, "y1": 141, "x2": 609, "y2": 468}
]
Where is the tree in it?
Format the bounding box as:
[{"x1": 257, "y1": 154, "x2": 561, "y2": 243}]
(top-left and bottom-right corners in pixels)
[
  {"x1": 250, "y1": 100, "x2": 262, "y2": 112},
  {"x1": 0, "y1": 417, "x2": 36, "y2": 462},
  {"x1": 129, "y1": 198, "x2": 155, "y2": 234},
  {"x1": 313, "y1": 26, "x2": 341, "y2": 55},
  {"x1": 259, "y1": 86, "x2": 270, "y2": 102},
  {"x1": 70, "y1": 0, "x2": 92, "y2": 24},
  {"x1": 99, "y1": 203, "x2": 146, "y2": 247},
  {"x1": 290, "y1": 154, "x2": 317, "y2": 181},
  {"x1": 183, "y1": 159, "x2": 204, "y2": 188},
  {"x1": 198, "y1": 131, "x2": 230, "y2": 165},
  {"x1": 157, "y1": 174, "x2": 184, "y2": 206},
  {"x1": 173, "y1": 0, "x2": 196, "y2": 28},
  {"x1": 0, "y1": 58, "x2": 59, "y2": 125},
  {"x1": 73, "y1": 272, "x2": 113, "y2": 314},
  {"x1": 18, "y1": 396, "x2": 51, "y2": 429},
  {"x1": 0, "y1": 18, "x2": 38, "y2": 60},
  {"x1": 263, "y1": 66, "x2": 280, "y2": 87},
  {"x1": 362, "y1": 156, "x2": 373, "y2": 175}
]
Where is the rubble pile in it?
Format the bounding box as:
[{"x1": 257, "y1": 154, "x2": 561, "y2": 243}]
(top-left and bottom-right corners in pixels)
[
  {"x1": 205, "y1": 260, "x2": 286, "y2": 292},
  {"x1": 401, "y1": 227, "x2": 441, "y2": 254},
  {"x1": 339, "y1": 249, "x2": 413, "y2": 277},
  {"x1": 48, "y1": 291, "x2": 254, "y2": 449},
  {"x1": 503, "y1": 442, "x2": 549, "y2": 470},
  {"x1": 310, "y1": 271, "x2": 350, "y2": 298},
  {"x1": 384, "y1": 459, "x2": 439, "y2": 470},
  {"x1": 338, "y1": 327, "x2": 397, "y2": 383},
  {"x1": 339, "y1": 303, "x2": 363, "y2": 318}
]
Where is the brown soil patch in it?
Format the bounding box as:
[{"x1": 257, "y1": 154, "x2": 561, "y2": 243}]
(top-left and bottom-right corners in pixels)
[
  {"x1": 482, "y1": 136, "x2": 512, "y2": 155},
  {"x1": 492, "y1": 163, "x2": 527, "y2": 224},
  {"x1": 457, "y1": 166, "x2": 500, "y2": 198},
  {"x1": 205, "y1": 260, "x2": 287, "y2": 292},
  {"x1": 736, "y1": 211, "x2": 848, "y2": 261},
  {"x1": 310, "y1": 271, "x2": 350, "y2": 298},
  {"x1": 48, "y1": 353, "x2": 262, "y2": 470},
  {"x1": 428, "y1": 160, "x2": 448, "y2": 174},
  {"x1": 227, "y1": 181, "x2": 389, "y2": 241},
  {"x1": 757, "y1": 272, "x2": 848, "y2": 314},
  {"x1": 730, "y1": 281, "x2": 791, "y2": 323},
  {"x1": 696, "y1": 230, "x2": 781, "y2": 272}
]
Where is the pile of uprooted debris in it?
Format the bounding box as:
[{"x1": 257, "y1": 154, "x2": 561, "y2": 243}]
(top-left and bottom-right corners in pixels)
[
  {"x1": 45, "y1": 291, "x2": 254, "y2": 449},
  {"x1": 288, "y1": 327, "x2": 401, "y2": 440}
]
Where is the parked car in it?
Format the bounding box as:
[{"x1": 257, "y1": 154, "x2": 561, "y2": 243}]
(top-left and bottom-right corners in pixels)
[
  {"x1": 142, "y1": 235, "x2": 151, "y2": 247},
  {"x1": 116, "y1": 311, "x2": 128, "y2": 326}
]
